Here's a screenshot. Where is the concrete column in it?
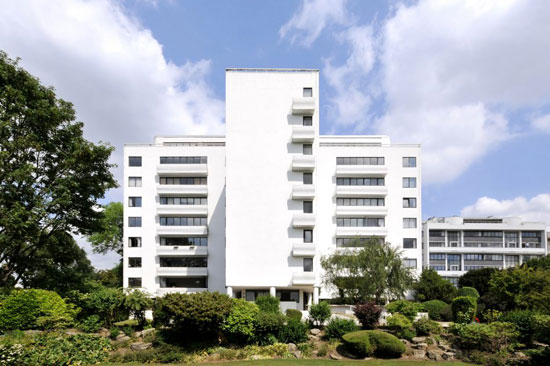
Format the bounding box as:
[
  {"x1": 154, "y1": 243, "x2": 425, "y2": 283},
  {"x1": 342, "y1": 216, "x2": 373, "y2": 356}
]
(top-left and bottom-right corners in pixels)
[
  {"x1": 269, "y1": 286, "x2": 276, "y2": 297},
  {"x1": 226, "y1": 287, "x2": 233, "y2": 297},
  {"x1": 313, "y1": 287, "x2": 319, "y2": 304}
]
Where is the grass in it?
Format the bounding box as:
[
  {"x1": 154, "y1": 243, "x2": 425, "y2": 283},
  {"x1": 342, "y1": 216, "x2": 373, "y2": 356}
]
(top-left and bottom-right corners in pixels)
[{"x1": 102, "y1": 359, "x2": 472, "y2": 366}]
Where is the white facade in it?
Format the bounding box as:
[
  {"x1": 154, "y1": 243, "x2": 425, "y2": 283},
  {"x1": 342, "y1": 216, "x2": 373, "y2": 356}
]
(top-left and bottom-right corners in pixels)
[
  {"x1": 123, "y1": 69, "x2": 422, "y2": 307},
  {"x1": 422, "y1": 216, "x2": 548, "y2": 285}
]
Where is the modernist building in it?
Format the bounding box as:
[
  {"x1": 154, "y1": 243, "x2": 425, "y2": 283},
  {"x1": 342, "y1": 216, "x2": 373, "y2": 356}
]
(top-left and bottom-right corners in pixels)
[
  {"x1": 422, "y1": 216, "x2": 548, "y2": 285},
  {"x1": 123, "y1": 69, "x2": 422, "y2": 310}
]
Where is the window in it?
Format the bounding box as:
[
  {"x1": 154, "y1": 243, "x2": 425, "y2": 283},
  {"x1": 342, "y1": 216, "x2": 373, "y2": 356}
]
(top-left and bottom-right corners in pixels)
[
  {"x1": 443, "y1": 276, "x2": 459, "y2": 286},
  {"x1": 336, "y1": 218, "x2": 385, "y2": 227},
  {"x1": 430, "y1": 254, "x2": 445, "y2": 261},
  {"x1": 304, "y1": 230, "x2": 313, "y2": 243},
  {"x1": 303, "y1": 87, "x2": 312, "y2": 97},
  {"x1": 303, "y1": 258, "x2": 313, "y2": 272},
  {"x1": 160, "y1": 237, "x2": 207, "y2": 246},
  {"x1": 336, "y1": 177, "x2": 384, "y2": 186},
  {"x1": 303, "y1": 144, "x2": 312, "y2": 155},
  {"x1": 159, "y1": 217, "x2": 207, "y2": 226},
  {"x1": 245, "y1": 289, "x2": 269, "y2": 301},
  {"x1": 447, "y1": 254, "x2": 461, "y2": 271},
  {"x1": 159, "y1": 197, "x2": 207, "y2": 205},
  {"x1": 276, "y1": 290, "x2": 299, "y2": 302},
  {"x1": 160, "y1": 156, "x2": 207, "y2": 164},
  {"x1": 303, "y1": 201, "x2": 313, "y2": 213},
  {"x1": 128, "y1": 277, "x2": 142, "y2": 288},
  {"x1": 159, "y1": 177, "x2": 207, "y2": 185},
  {"x1": 403, "y1": 177, "x2": 416, "y2": 188},
  {"x1": 337, "y1": 198, "x2": 384, "y2": 206},
  {"x1": 303, "y1": 116, "x2": 312, "y2": 126},
  {"x1": 128, "y1": 257, "x2": 142, "y2": 268},
  {"x1": 161, "y1": 277, "x2": 207, "y2": 288},
  {"x1": 336, "y1": 157, "x2": 384, "y2": 165},
  {"x1": 128, "y1": 237, "x2": 142, "y2": 247},
  {"x1": 160, "y1": 257, "x2": 207, "y2": 267},
  {"x1": 403, "y1": 218, "x2": 417, "y2": 228},
  {"x1": 403, "y1": 258, "x2": 417, "y2": 269},
  {"x1": 403, "y1": 238, "x2": 417, "y2": 249},
  {"x1": 336, "y1": 237, "x2": 384, "y2": 247},
  {"x1": 403, "y1": 157, "x2": 416, "y2": 167},
  {"x1": 403, "y1": 198, "x2": 417, "y2": 208},
  {"x1": 128, "y1": 177, "x2": 142, "y2": 187},
  {"x1": 129, "y1": 156, "x2": 142, "y2": 167},
  {"x1": 303, "y1": 173, "x2": 312, "y2": 184},
  {"x1": 129, "y1": 217, "x2": 142, "y2": 227},
  {"x1": 129, "y1": 197, "x2": 142, "y2": 207}
]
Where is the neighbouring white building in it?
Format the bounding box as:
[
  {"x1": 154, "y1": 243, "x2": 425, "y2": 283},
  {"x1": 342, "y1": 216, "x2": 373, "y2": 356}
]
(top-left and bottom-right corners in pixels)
[
  {"x1": 123, "y1": 68, "x2": 422, "y2": 309},
  {"x1": 422, "y1": 216, "x2": 548, "y2": 286}
]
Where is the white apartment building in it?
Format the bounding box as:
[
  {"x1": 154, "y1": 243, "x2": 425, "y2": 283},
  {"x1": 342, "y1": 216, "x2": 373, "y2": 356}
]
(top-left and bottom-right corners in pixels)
[
  {"x1": 123, "y1": 69, "x2": 422, "y2": 309},
  {"x1": 423, "y1": 216, "x2": 548, "y2": 285}
]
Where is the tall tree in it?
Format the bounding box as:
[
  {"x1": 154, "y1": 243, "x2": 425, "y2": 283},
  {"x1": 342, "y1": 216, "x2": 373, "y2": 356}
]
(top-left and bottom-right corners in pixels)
[
  {"x1": 413, "y1": 268, "x2": 457, "y2": 303},
  {"x1": 0, "y1": 51, "x2": 116, "y2": 286},
  {"x1": 321, "y1": 238, "x2": 414, "y2": 303},
  {"x1": 86, "y1": 202, "x2": 123, "y2": 256}
]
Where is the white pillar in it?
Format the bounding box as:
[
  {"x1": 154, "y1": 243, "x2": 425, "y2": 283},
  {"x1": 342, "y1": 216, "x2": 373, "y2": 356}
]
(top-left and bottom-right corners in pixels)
[
  {"x1": 313, "y1": 287, "x2": 319, "y2": 304},
  {"x1": 269, "y1": 286, "x2": 276, "y2": 297},
  {"x1": 226, "y1": 287, "x2": 233, "y2": 297}
]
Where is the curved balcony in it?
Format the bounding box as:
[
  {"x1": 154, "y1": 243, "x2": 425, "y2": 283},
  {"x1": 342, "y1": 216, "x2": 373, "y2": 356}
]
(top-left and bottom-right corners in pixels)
[
  {"x1": 292, "y1": 185, "x2": 315, "y2": 200},
  {"x1": 156, "y1": 164, "x2": 207, "y2": 176},
  {"x1": 156, "y1": 267, "x2": 208, "y2": 277},
  {"x1": 292, "y1": 126, "x2": 315, "y2": 143},
  {"x1": 156, "y1": 246, "x2": 208, "y2": 256},
  {"x1": 292, "y1": 272, "x2": 316, "y2": 285},
  {"x1": 336, "y1": 226, "x2": 388, "y2": 237},
  {"x1": 292, "y1": 155, "x2": 315, "y2": 172},
  {"x1": 292, "y1": 213, "x2": 315, "y2": 228},
  {"x1": 292, "y1": 97, "x2": 316, "y2": 115},
  {"x1": 292, "y1": 243, "x2": 316, "y2": 257}
]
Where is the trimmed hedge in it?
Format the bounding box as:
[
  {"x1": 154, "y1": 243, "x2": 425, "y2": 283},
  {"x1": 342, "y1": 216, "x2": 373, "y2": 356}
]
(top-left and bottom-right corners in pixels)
[
  {"x1": 325, "y1": 318, "x2": 359, "y2": 340},
  {"x1": 457, "y1": 287, "x2": 480, "y2": 298},
  {"x1": 342, "y1": 330, "x2": 406, "y2": 358},
  {"x1": 255, "y1": 296, "x2": 280, "y2": 314},
  {"x1": 386, "y1": 313, "x2": 415, "y2": 340},
  {"x1": 285, "y1": 309, "x2": 302, "y2": 321},
  {"x1": 421, "y1": 300, "x2": 448, "y2": 321},
  {"x1": 386, "y1": 300, "x2": 421, "y2": 321},
  {"x1": 451, "y1": 296, "x2": 477, "y2": 323}
]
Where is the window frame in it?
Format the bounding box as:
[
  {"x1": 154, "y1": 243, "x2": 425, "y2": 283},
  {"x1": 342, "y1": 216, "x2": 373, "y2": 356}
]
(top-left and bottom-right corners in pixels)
[{"x1": 128, "y1": 156, "x2": 142, "y2": 167}]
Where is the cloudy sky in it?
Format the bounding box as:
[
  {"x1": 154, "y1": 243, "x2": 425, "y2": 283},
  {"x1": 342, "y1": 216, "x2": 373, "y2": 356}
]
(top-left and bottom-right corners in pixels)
[{"x1": 1, "y1": 0, "x2": 549, "y2": 269}]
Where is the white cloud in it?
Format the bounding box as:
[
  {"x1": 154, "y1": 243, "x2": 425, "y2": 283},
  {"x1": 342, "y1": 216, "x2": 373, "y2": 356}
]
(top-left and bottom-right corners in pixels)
[
  {"x1": 279, "y1": 0, "x2": 351, "y2": 47},
  {"x1": 0, "y1": 0, "x2": 225, "y2": 268},
  {"x1": 461, "y1": 194, "x2": 550, "y2": 225},
  {"x1": 532, "y1": 114, "x2": 550, "y2": 133}
]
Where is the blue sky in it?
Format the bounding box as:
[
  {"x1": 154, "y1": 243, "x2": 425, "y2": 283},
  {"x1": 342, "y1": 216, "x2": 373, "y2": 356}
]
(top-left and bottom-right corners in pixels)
[{"x1": 1, "y1": 0, "x2": 549, "y2": 268}]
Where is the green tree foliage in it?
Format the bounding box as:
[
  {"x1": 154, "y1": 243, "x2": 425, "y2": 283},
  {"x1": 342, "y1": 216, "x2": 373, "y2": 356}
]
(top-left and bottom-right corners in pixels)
[
  {"x1": 255, "y1": 295, "x2": 280, "y2": 314},
  {"x1": 421, "y1": 300, "x2": 448, "y2": 321},
  {"x1": 123, "y1": 289, "x2": 153, "y2": 328},
  {"x1": 413, "y1": 268, "x2": 457, "y2": 303},
  {"x1": 325, "y1": 318, "x2": 359, "y2": 340},
  {"x1": 386, "y1": 299, "x2": 422, "y2": 321},
  {"x1": 254, "y1": 312, "x2": 285, "y2": 345},
  {"x1": 386, "y1": 313, "x2": 415, "y2": 340},
  {"x1": 86, "y1": 202, "x2": 123, "y2": 256},
  {"x1": 458, "y1": 267, "x2": 497, "y2": 298},
  {"x1": 277, "y1": 318, "x2": 308, "y2": 344},
  {"x1": 450, "y1": 322, "x2": 519, "y2": 352},
  {"x1": 67, "y1": 287, "x2": 128, "y2": 327},
  {"x1": 342, "y1": 330, "x2": 406, "y2": 358},
  {"x1": 457, "y1": 286, "x2": 480, "y2": 298},
  {"x1": 452, "y1": 296, "x2": 478, "y2": 323},
  {"x1": 522, "y1": 255, "x2": 550, "y2": 270},
  {"x1": 0, "y1": 51, "x2": 116, "y2": 286},
  {"x1": 321, "y1": 238, "x2": 413, "y2": 302},
  {"x1": 222, "y1": 298, "x2": 259, "y2": 344},
  {"x1": 499, "y1": 310, "x2": 538, "y2": 345},
  {"x1": 96, "y1": 262, "x2": 123, "y2": 288},
  {"x1": 309, "y1": 301, "x2": 331, "y2": 327}
]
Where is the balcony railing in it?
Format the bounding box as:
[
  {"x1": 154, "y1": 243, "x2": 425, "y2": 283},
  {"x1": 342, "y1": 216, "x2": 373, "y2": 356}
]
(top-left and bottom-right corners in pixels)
[
  {"x1": 292, "y1": 185, "x2": 315, "y2": 200},
  {"x1": 156, "y1": 164, "x2": 207, "y2": 176},
  {"x1": 292, "y1": 213, "x2": 315, "y2": 228},
  {"x1": 335, "y1": 185, "x2": 387, "y2": 197},
  {"x1": 157, "y1": 185, "x2": 208, "y2": 196},
  {"x1": 156, "y1": 267, "x2": 208, "y2": 276},
  {"x1": 292, "y1": 97, "x2": 316, "y2": 115},
  {"x1": 156, "y1": 204, "x2": 208, "y2": 216},
  {"x1": 292, "y1": 243, "x2": 316, "y2": 257},
  {"x1": 291, "y1": 155, "x2": 315, "y2": 172},
  {"x1": 335, "y1": 206, "x2": 387, "y2": 217},
  {"x1": 292, "y1": 272, "x2": 316, "y2": 285},
  {"x1": 291, "y1": 126, "x2": 315, "y2": 143},
  {"x1": 156, "y1": 246, "x2": 208, "y2": 256},
  {"x1": 156, "y1": 225, "x2": 208, "y2": 236},
  {"x1": 335, "y1": 165, "x2": 387, "y2": 177}
]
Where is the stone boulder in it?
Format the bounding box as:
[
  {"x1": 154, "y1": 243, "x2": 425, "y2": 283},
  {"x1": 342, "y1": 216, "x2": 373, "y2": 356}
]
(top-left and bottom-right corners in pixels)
[
  {"x1": 413, "y1": 350, "x2": 426, "y2": 359},
  {"x1": 288, "y1": 343, "x2": 297, "y2": 352},
  {"x1": 427, "y1": 349, "x2": 444, "y2": 361},
  {"x1": 310, "y1": 328, "x2": 321, "y2": 336},
  {"x1": 130, "y1": 342, "x2": 152, "y2": 351},
  {"x1": 330, "y1": 352, "x2": 343, "y2": 360}
]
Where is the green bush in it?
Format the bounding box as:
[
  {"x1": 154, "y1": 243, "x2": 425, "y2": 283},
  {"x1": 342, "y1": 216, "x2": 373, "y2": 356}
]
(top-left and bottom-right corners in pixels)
[
  {"x1": 499, "y1": 310, "x2": 537, "y2": 345},
  {"x1": 254, "y1": 312, "x2": 285, "y2": 345},
  {"x1": 79, "y1": 315, "x2": 101, "y2": 333},
  {"x1": 421, "y1": 300, "x2": 448, "y2": 321},
  {"x1": 123, "y1": 289, "x2": 153, "y2": 328},
  {"x1": 386, "y1": 313, "x2": 415, "y2": 340},
  {"x1": 353, "y1": 302, "x2": 381, "y2": 329},
  {"x1": 534, "y1": 314, "x2": 550, "y2": 344},
  {"x1": 69, "y1": 287, "x2": 127, "y2": 327},
  {"x1": 255, "y1": 296, "x2": 280, "y2": 314},
  {"x1": 528, "y1": 346, "x2": 550, "y2": 366},
  {"x1": 450, "y1": 321, "x2": 518, "y2": 352},
  {"x1": 342, "y1": 330, "x2": 405, "y2": 358},
  {"x1": 285, "y1": 309, "x2": 302, "y2": 321},
  {"x1": 440, "y1": 304, "x2": 453, "y2": 321},
  {"x1": 386, "y1": 300, "x2": 421, "y2": 321},
  {"x1": 0, "y1": 289, "x2": 76, "y2": 331},
  {"x1": 278, "y1": 319, "x2": 308, "y2": 344},
  {"x1": 222, "y1": 298, "x2": 259, "y2": 344},
  {"x1": 413, "y1": 268, "x2": 458, "y2": 303},
  {"x1": 452, "y1": 296, "x2": 477, "y2": 323},
  {"x1": 325, "y1": 318, "x2": 359, "y2": 340},
  {"x1": 109, "y1": 327, "x2": 120, "y2": 340},
  {"x1": 458, "y1": 286, "x2": 480, "y2": 298},
  {"x1": 309, "y1": 301, "x2": 331, "y2": 327},
  {"x1": 414, "y1": 317, "x2": 442, "y2": 336},
  {"x1": 109, "y1": 343, "x2": 184, "y2": 363}
]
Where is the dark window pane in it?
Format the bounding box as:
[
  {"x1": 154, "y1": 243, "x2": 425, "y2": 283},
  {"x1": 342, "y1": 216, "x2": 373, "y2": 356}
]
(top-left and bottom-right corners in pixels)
[
  {"x1": 129, "y1": 156, "x2": 142, "y2": 167},
  {"x1": 303, "y1": 116, "x2": 312, "y2": 126}
]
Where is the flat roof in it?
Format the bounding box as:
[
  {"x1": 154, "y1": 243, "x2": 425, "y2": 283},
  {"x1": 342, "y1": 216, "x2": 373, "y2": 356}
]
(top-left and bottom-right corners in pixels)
[{"x1": 226, "y1": 68, "x2": 318, "y2": 73}]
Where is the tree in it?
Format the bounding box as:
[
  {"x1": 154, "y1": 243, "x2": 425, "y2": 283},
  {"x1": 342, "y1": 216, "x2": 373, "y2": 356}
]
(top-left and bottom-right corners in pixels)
[
  {"x1": 458, "y1": 267, "x2": 497, "y2": 297},
  {"x1": 96, "y1": 262, "x2": 123, "y2": 288},
  {"x1": 0, "y1": 51, "x2": 116, "y2": 286},
  {"x1": 522, "y1": 255, "x2": 550, "y2": 270},
  {"x1": 413, "y1": 268, "x2": 457, "y2": 303},
  {"x1": 86, "y1": 202, "x2": 123, "y2": 256},
  {"x1": 321, "y1": 238, "x2": 413, "y2": 303}
]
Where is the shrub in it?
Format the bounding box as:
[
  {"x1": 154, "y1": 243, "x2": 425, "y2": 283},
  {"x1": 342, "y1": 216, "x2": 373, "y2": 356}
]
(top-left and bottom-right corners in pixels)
[
  {"x1": 309, "y1": 301, "x2": 331, "y2": 327},
  {"x1": 413, "y1": 268, "x2": 457, "y2": 303},
  {"x1": 222, "y1": 298, "x2": 259, "y2": 344},
  {"x1": 440, "y1": 304, "x2": 453, "y2": 321},
  {"x1": 421, "y1": 300, "x2": 448, "y2": 321},
  {"x1": 285, "y1": 309, "x2": 302, "y2": 321},
  {"x1": 482, "y1": 309, "x2": 502, "y2": 323},
  {"x1": 342, "y1": 330, "x2": 405, "y2": 358},
  {"x1": 353, "y1": 302, "x2": 381, "y2": 329},
  {"x1": 386, "y1": 313, "x2": 415, "y2": 340},
  {"x1": 278, "y1": 319, "x2": 308, "y2": 344},
  {"x1": 123, "y1": 289, "x2": 153, "y2": 328},
  {"x1": 109, "y1": 327, "x2": 120, "y2": 340},
  {"x1": 325, "y1": 318, "x2": 359, "y2": 340},
  {"x1": 254, "y1": 312, "x2": 285, "y2": 345},
  {"x1": 452, "y1": 296, "x2": 477, "y2": 323},
  {"x1": 255, "y1": 296, "x2": 280, "y2": 314},
  {"x1": 0, "y1": 289, "x2": 76, "y2": 331},
  {"x1": 386, "y1": 299, "x2": 422, "y2": 321},
  {"x1": 79, "y1": 315, "x2": 101, "y2": 333},
  {"x1": 534, "y1": 314, "x2": 550, "y2": 344},
  {"x1": 458, "y1": 268, "x2": 498, "y2": 298},
  {"x1": 499, "y1": 310, "x2": 537, "y2": 345},
  {"x1": 458, "y1": 286, "x2": 480, "y2": 298},
  {"x1": 528, "y1": 346, "x2": 550, "y2": 366},
  {"x1": 414, "y1": 317, "x2": 442, "y2": 336},
  {"x1": 450, "y1": 321, "x2": 518, "y2": 352},
  {"x1": 72, "y1": 287, "x2": 127, "y2": 327}
]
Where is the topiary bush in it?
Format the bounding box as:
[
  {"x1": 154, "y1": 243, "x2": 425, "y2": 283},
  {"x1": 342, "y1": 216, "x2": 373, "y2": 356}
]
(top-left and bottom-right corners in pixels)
[
  {"x1": 457, "y1": 286, "x2": 480, "y2": 298},
  {"x1": 325, "y1": 318, "x2": 359, "y2": 340},
  {"x1": 421, "y1": 300, "x2": 448, "y2": 321},
  {"x1": 353, "y1": 302, "x2": 381, "y2": 329},
  {"x1": 450, "y1": 321, "x2": 518, "y2": 353},
  {"x1": 285, "y1": 309, "x2": 302, "y2": 321},
  {"x1": 499, "y1": 310, "x2": 538, "y2": 345},
  {"x1": 255, "y1": 296, "x2": 280, "y2": 314},
  {"x1": 386, "y1": 299, "x2": 422, "y2": 321},
  {"x1": 342, "y1": 330, "x2": 373, "y2": 357},
  {"x1": 222, "y1": 298, "x2": 259, "y2": 344},
  {"x1": 278, "y1": 319, "x2": 308, "y2": 344},
  {"x1": 451, "y1": 296, "x2": 477, "y2": 323},
  {"x1": 309, "y1": 301, "x2": 331, "y2": 327},
  {"x1": 386, "y1": 313, "x2": 415, "y2": 340},
  {"x1": 254, "y1": 312, "x2": 285, "y2": 345},
  {"x1": 413, "y1": 317, "x2": 442, "y2": 336},
  {"x1": 440, "y1": 304, "x2": 454, "y2": 321},
  {"x1": 342, "y1": 330, "x2": 405, "y2": 358}
]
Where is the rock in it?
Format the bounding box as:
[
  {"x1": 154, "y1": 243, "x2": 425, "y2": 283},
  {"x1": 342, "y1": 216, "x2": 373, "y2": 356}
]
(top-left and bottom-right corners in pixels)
[
  {"x1": 363, "y1": 357, "x2": 373, "y2": 361},
  {"x1": 293, "y1": 350, "x2": 302, "y2": 358},
  {"x1": 401, "y1": 339, "x2": 412, "y2": 347},
  {"x1": 141, "y1": 328, "x2": 155, "y2": 337},
  {"x1": 411, "y1": 336, "x2": 426, "y2": 344},
  {"x1": 442, "y1": 352, "x2": 455, "y2": 361},
  {"x1": 251, "y1": 355, "x2": 262, "y2": 360},
  {"x1": 115, "y1": 334, "x2": 131, "y2": 343},
  {"x1": 427, "y1": 350, "x2": 444, "y2": 361},
  {"x1": 65, "y1": 330, "x2": 80, "y2": 336},
  {"x1": 308, "y1": 335, "x2": 319, "y2": 341},
  {"x1": 24, "y1": 330, "x2": 41, "y2": 336},
  {"x1": 130, "y1": 342, "x2": 152, "y2": 351},
  {"x1": 310, "y1": 328, "x2": 321, "y2": 336},
  {"x1": 288, "y1": 343, "x2": 297, "y2": 352},
  {"x1": 438, "y1": 344, "x2": 452, "y2": 351},
  {"x1": 515, "y1": 351, "x2": 527, "y2": 358},
  {"x1": 413, "y1": 350, "x2": 426, "y2": 359},
  {"x1": 330, "y1": 353, "x2": 343, "y2": 360},
  {"x1": 413, "y1": 343, "x2": 428, "y2": 350},
  {"x1": 97, "y1": 328, "x2": 110, "y2": 337}
]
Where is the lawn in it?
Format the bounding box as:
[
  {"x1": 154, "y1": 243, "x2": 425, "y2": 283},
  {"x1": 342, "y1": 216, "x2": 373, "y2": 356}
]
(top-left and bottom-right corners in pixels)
[{"x1": 103, "y1": 359, "x2": 471, "y2": 366}]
